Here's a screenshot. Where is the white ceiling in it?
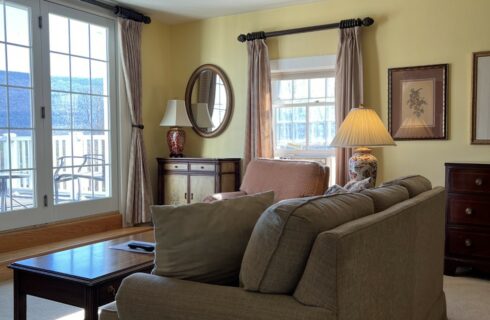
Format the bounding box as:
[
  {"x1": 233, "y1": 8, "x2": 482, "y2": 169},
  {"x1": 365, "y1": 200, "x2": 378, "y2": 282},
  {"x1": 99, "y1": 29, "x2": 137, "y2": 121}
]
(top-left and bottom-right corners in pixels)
[{"x1": 114, "y1": 0, "x2": 320, "y2": 24}]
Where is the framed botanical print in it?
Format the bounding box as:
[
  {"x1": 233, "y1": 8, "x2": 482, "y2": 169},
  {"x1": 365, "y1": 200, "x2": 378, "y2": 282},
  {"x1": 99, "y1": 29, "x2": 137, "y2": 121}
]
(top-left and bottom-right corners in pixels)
[
  {"x1": 472, "y1": 51, "x2": 490, "y2": 144},
  {"x1": 388, "y1": 64, "x2": 448, "y2": 140}
]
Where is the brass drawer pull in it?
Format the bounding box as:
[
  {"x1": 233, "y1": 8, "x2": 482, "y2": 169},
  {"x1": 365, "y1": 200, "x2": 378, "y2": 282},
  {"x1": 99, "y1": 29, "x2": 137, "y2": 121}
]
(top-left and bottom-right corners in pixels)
[
  {"x1": 174, "y1": 165, "x2": 178, "y2": 169},
  {"x1": 475, "y1": 178, "x2": 483, "y2": 186},
  {"x1": 464, "y1": 239, "x2": 472, "y2": 247},
  {"x1": 201, "y1": 166, "x2": 205, "y2": 169},
  {"x1": 465, "y1": 207, "x2": 473, "y2": 215}
]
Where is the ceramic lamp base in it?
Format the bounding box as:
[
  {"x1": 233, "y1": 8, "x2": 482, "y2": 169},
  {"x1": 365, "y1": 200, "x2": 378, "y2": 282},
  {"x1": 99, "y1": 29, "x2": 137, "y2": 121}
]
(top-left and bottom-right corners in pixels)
[
  {"x1": 348, "y1": 147, "x2": 378, "y2": 185},
  {"x1": 167, "y1": 127, "x2": 186, "y2": 157}
]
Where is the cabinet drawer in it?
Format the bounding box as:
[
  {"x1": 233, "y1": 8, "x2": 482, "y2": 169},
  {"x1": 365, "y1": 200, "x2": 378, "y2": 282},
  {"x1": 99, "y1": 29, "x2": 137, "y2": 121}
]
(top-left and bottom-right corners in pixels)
[
  {"x1": 448, "y1": 195, "x2": 490, "y2": 227},
  {"x1": 190, "y1": 163, "x2": 216, "y2": 172},
  {"x1": 446, "y1": 229, "x2": 490, "y2": 259},
  {"x1": 448, "y1": 168, "x2": 490, "y2": 194},
  {"x1": 164, "y1": 163, "x2": 188, "y2": 171}
]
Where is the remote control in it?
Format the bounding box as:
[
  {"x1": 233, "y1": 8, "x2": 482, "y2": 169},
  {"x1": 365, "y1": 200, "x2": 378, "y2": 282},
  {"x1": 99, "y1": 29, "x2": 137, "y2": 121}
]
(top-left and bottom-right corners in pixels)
[{"x1": 128, "y1": 242, "x2": 155, "y2": 252}]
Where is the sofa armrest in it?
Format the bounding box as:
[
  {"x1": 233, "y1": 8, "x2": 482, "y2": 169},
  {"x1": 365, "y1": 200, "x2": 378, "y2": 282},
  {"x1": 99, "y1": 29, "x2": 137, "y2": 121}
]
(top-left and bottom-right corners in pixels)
[
  {"x1": 202, "y1": 191, "x2": 247, "y2": 203},
  {"x1": 115, "y1": 273, "x2": 333, "y2": 320},
  {"x1": 293, "y1": 187, "x2": 446, "y2": 320}
]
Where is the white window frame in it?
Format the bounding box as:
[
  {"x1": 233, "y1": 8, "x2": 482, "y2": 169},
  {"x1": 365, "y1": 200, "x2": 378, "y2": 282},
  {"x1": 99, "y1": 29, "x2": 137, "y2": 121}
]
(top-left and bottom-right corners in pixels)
[
  {"x1": 0, "y1": 0, "x2": 119, "y2": 231},
  {"x1": 271, "y1": 55, "x2": 337, "y2": 185}
]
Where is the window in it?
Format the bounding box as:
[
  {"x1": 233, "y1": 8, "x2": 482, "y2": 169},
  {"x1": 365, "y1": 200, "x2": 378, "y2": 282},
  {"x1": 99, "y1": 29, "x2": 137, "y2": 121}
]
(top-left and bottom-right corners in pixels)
[
  {"x1": 272, "y1": 70, "x2": 336, "y2": 184},
  {"x1": 0, "y1": 0, "x2": 117, "y2": 231}
]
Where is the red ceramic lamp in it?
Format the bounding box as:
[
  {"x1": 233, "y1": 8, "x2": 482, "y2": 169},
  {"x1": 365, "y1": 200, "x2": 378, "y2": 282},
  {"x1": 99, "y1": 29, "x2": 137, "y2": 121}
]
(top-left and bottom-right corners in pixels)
[{"x1": 160, "y1": 100, "x2": 192, "y2": 157}]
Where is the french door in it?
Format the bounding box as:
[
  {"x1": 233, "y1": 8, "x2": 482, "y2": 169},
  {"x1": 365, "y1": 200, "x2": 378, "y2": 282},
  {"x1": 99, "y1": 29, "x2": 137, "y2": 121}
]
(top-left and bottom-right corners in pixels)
[{"x1": 0, "y1": 0, "x2": 117, "y2": 231}]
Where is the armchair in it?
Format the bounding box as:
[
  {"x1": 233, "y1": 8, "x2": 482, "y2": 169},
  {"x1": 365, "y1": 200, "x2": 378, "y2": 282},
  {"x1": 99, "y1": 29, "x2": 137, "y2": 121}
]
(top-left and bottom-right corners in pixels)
[{"x1": 206, "y1": 158, "x2": 329, "y2": 202}]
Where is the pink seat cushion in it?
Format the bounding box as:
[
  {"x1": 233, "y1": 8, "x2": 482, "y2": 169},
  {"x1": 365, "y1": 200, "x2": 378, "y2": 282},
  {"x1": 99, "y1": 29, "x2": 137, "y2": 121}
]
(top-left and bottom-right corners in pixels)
[{"x1": 240, "y1": 159, "x2": 329, "y2": 202}]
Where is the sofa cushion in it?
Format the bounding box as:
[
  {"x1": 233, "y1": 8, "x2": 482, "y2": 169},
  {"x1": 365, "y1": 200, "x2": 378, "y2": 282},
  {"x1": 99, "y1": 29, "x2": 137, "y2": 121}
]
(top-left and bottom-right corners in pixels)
[
  {"x1": 240, "y1": 193, "x2": 374, "y2": 294},
  {"x1": 381, "y1": 175, "x2": 432, "y2": 198},
  {"x1": 99, "y1": 302, "x2": 119, "y2": 320},
  {"x1": 151, "y1": 191, "x2": 274, "y2": 285},
  {"x1": 361, "y1": 185, "x2": 410, "y2": 212}
]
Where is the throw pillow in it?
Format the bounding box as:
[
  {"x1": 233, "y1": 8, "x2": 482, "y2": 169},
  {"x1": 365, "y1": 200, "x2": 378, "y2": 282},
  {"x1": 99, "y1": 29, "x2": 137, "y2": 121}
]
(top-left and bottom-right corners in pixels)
[
  {"x1": 151, "y1": 191, "x2": 274, "y2": 285},
  {"x1": 344, "y1": 177, "x2": 374, "y2": 192},
  {"x1": 240, "y1": 193, "x2": 374, "y2": 294},
  {"x1": 324, "y1": 184, "x2": 349, "y2": 195}
]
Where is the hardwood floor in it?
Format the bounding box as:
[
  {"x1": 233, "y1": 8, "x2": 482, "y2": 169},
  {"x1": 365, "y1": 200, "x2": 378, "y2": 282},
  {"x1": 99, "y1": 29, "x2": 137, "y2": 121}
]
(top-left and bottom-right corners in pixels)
[{"x1": 0, "y1": 226, "x2": 153, "y2": 281}]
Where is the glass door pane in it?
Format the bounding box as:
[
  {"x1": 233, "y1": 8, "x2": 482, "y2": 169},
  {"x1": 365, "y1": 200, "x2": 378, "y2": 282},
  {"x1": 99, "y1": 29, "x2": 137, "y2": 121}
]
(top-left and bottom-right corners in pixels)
[
  {"x1": 48, "y1": 13, "x2": 112, "y2": 206},
  {"x1": 0, "y1": 0, "x2": 36, "y2": 213}
]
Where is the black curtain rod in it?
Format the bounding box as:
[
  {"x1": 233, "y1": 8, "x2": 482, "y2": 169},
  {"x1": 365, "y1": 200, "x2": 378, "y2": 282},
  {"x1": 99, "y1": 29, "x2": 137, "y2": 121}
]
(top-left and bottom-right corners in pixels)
[
  {"x1": 237, "y1": 17, "x2": 373, "y2": 42},
  {"x1": 80, "y1": 0, "x2": 151, "y2": 24}
]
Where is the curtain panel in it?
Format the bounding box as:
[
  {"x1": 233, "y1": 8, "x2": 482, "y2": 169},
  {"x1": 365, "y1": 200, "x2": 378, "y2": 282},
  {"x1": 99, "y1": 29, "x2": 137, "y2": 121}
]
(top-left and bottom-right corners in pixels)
[
  {"x1": 118, "y1": 18, "x2": 153, "y2": 225},
  {"x1": 335, "y1": 27, "x2": 364, "y2": 186},
  {"x1": 244, "y1": 39, "x2": 274, "y2": 168}
]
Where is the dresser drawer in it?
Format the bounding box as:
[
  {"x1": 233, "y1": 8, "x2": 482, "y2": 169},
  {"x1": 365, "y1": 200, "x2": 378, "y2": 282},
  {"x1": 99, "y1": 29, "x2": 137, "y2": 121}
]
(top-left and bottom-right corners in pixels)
[
  {"x1": 164, "y1": 163, "x2": 188, "y2": 171},
  {"x1": 446, "y1": 229, "x2": 490, "y2": 259},
  {"x1": 448, "y1": 168, "x2": 490, "y2": 194},
  {"x1": 447, "y1": 195, "x2": 490, "y2": 227},
  {"x1": 190, "y1": 163, "x2": 216, "y2": 172}
]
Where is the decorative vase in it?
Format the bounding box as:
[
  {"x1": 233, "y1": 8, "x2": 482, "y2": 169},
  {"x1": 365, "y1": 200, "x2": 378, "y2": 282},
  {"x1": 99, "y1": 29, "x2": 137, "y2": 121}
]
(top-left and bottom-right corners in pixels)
[
  {"x1": 348, "y1": 147, "x2": 378, "y2": 186},
  {"x1": 167, "y1": 127, "x2": 185, "y2": 157}
]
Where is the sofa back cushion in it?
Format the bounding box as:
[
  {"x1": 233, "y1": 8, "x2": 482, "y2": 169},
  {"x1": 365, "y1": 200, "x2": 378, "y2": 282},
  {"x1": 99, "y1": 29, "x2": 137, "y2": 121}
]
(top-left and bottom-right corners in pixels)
[
  {"x1": 240, "y1": 193, "x2": 374, "y2": 294},
  {"x1": 361, "y1": 185, "x2": 410, "y2": 212},
  {"x1": 381, "y1": 175, "x2": 432, "y2": 198},
  {"x1": 240, "y1": 159, "x2": 329, "y2": 202},
  {"x1": 151, "y1": 191, "x2": 274, "y2": 285}
]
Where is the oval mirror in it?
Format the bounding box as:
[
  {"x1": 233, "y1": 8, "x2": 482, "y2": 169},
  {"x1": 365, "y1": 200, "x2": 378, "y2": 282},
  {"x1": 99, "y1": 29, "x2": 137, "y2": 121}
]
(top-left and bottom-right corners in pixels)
[{"x1": 185, "y1": 64, "x2": 233, "y2": 137}]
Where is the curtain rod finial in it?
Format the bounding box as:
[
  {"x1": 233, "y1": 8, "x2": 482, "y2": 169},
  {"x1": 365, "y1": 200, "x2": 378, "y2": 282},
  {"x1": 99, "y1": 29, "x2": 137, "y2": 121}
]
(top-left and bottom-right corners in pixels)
[
  {"x1": 362, "y1": 17, "x2": 374, "y2": 27},
  {"x1": 237, "y1": 34, "x2": 247, "y2": 42}
]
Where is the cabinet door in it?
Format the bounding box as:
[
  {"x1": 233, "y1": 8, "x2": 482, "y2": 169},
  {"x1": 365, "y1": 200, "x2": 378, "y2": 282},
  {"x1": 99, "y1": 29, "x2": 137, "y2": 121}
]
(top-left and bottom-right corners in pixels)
[
  {"x1": 189, "y1": 175, "x2": 215, "y2": 203},
  {"x1": 164, "y1": 174, "x2": 188, "y2": 205}
]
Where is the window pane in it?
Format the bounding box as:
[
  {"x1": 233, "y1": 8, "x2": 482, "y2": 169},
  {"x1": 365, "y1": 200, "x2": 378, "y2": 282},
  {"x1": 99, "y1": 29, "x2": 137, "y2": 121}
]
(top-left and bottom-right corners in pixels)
[
  {"x1": 91, "y1": 131, "x2": 109, "y2": 164},
  {"x1": 49, "y1": 14, "x2": 69, "y2": 54},
  {"x1": 6, "y1": 4, "x2": 30, "y2": 46},
  {"x1": 69, "y1": 19, "x2": 89, "y2": 57},
  {"x1": 52, "y1": 130, "x2": 72, "y2": 166},
  {"x1": 10, "y1": 129, "x2": 33, "y2": 169},
  {"x1": 72, "y1": 93, "x2": 91, "y2": 129},
  {"x1": 71, "y1": 57, "x2": 90, "y2": 93},
  {"x1": 91, "y1": 60, "x2": 107, "y2": 95},
  {"x1": 310, "y1": 78, "x2": 325, "y2": 98},
  {"x1": 53, "y1": 167, "x2": 75, "y2": 204},
  {"x1": 0, "y1": 44, "x2": 5, "y2": 85},
  {"x1": 10, "y1": 169, "x2": 34, "y2": 210},
  {"x1": 72, "y1": 130, "x2": 91, "y2": 157},
  {"x1": 0, "y1": 4, "x2": 4, "y2": 42},
  {"x1": 293, "y1": 79, "x2": 308, "y2": 100},
  {"x1": 326, "y1": 77, "x2": 335, "y2": 102},
  {"x1": 91, "y1": 96, "x2": 108, "y2": 130},
  {"x1": 292, "y1": 107, "x2": 306, "y2": 122},
  {"x1": 90, "y1": 25, "x2": 107, "y2": 60},
  {"x1": 9, "y1": 88, "x2": 31, "y2": 128},
  {"x1": 0, "y1": 129, "x2": 9, "y2": 170},
  {"x1": 50, "y1": 53, "x2": 70, "y2": 91},
  {"x1": 278, "y1": 80, "x2": 292, "y2": 100},
  {"x1": 51, "y1": 92, "x2": 71, "y2": 129},
  {"x1": 0, "y1": 87, "x2": 6, "y2": 128},
  {"x1": 7, "y1": 45, "x2": 31, "y2": 87}
]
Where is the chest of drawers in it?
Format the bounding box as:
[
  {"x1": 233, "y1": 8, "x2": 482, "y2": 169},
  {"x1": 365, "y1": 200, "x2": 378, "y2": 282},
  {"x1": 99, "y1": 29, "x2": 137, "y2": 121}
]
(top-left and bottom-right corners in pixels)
[
  {"x1": 157, "y1": 158, "x2": 241, "y2": 205},
  {"x1": 444, "y1": 163, "x2": 490, "y2": 275}
]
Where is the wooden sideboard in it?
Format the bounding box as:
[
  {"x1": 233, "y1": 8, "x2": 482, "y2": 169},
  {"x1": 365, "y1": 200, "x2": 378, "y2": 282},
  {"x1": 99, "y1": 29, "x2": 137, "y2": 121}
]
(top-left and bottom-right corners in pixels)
[
  {"x1": 156, "y1": 158, "x2": 241, "y2": 205},
  {"x1": 444, "y1": 162, "x2": 490, "y2": 275}
]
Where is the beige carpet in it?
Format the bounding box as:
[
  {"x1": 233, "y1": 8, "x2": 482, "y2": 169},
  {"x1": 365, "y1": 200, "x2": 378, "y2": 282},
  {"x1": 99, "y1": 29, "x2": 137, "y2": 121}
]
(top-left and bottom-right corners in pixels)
[{"x1": 0, "y1": 276, "x2": 489, "y2": 319}]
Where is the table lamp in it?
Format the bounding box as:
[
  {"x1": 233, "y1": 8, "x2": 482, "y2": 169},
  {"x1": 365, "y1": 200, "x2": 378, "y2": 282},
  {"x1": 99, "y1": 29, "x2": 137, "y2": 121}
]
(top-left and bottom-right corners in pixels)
[
  {"x1": 160, "y1": 100, "x2": 192, "y2": 157},
  {"x1": 191, "y1": 103, "x2": 214, "y2": 129},
  {"x1": 330, "y1": 105, "x2": 396, "y2": 185}
]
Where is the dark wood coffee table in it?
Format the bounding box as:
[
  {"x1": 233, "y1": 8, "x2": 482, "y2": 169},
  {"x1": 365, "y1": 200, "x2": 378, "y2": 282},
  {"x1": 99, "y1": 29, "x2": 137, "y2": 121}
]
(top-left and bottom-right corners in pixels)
[{"x1": 9, "y1": 231, "x2": 154, "y2": 320}]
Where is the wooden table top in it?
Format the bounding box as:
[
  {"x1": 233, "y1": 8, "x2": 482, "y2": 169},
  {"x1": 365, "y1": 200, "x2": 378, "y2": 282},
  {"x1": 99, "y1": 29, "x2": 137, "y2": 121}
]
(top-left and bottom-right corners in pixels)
[{"x1": 9, "y1": 231, "x2": 155, "y2": 284}]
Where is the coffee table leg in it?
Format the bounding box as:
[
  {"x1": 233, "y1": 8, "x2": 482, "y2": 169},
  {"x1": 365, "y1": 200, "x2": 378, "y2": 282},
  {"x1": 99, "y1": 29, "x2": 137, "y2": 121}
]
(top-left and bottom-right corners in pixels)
[
  {"x1": 84, "y1": 287, "x2": 99, "y2": 320},
  {"x1": 14, "y1": 270, "x2": 27, "y2": 320}
]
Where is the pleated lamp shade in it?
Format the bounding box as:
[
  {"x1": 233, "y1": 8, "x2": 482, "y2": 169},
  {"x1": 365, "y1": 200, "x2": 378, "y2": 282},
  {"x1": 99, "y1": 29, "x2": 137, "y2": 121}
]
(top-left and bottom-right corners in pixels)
[{"x1": 330, "y1": 106, "x2": 396, "y2": 147}]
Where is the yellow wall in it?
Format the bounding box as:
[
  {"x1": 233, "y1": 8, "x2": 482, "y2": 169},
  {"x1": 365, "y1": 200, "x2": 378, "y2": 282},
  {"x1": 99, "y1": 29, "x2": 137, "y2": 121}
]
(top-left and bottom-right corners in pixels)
[{"x1": 143, "y1": 0, "x2": 490, "y2": 188}]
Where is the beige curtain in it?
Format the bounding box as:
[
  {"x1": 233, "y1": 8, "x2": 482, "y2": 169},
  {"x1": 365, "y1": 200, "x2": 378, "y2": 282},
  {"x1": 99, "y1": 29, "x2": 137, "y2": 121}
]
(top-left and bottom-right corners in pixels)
[
  {"x1": 335, "y1": 27, "x2": 364, "y2": 185},
  {"x1": 118, "y1": 18, "x2": 153, "y2": 225},
  {"x1": 197, "y1": 70, "x2": 216, "y2": 117},
  {"x1": 244, "y1": 39, "x2": 274, "y2": 168}
]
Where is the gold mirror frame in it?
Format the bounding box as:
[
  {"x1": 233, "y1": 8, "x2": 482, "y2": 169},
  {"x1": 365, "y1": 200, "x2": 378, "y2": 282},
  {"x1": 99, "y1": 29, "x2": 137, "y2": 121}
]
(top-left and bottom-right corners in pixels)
[{"x1": 185, "y1": 64, "x2": 234, "y2": 138}]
